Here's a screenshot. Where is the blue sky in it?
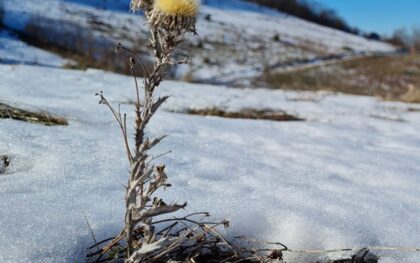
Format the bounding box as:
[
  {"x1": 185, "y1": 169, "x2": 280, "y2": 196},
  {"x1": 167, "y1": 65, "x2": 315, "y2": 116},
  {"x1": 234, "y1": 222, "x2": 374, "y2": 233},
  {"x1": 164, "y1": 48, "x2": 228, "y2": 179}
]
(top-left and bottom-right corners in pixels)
[{"x1": 316, "y1": 0, "x2": 420, "y2": 35}]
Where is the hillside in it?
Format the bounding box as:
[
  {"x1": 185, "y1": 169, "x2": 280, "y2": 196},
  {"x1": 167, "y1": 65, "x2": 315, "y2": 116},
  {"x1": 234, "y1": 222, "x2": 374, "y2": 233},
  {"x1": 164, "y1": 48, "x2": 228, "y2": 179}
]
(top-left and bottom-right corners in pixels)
[{"x1": 0, "y1": 0, "x2": 395, "y2": 86}]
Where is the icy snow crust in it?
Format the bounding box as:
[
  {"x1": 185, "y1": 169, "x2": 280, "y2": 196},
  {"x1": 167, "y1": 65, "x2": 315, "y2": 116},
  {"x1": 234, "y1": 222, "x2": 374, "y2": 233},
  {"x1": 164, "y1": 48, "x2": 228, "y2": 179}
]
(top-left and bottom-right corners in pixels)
[{"x1": 1, "y1": 64, "x2": 420, "y2": 262}]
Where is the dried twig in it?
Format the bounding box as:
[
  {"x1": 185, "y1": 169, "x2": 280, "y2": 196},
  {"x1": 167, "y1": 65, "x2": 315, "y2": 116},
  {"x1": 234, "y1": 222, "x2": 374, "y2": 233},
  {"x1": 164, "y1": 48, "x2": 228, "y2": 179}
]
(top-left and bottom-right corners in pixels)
[{"x1": 83, "y1": 212, "x2": 100, "y2": 251}]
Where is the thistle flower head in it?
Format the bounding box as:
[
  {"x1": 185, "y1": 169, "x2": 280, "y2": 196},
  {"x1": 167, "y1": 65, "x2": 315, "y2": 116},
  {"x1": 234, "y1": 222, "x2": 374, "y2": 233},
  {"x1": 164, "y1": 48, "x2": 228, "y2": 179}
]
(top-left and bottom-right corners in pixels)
[
  {"x1": 154, "y1": 0, "x2": 200, "y2": 17},
  {"x1": 149, "y1": 0, "x2": 200, "y2": 32}
]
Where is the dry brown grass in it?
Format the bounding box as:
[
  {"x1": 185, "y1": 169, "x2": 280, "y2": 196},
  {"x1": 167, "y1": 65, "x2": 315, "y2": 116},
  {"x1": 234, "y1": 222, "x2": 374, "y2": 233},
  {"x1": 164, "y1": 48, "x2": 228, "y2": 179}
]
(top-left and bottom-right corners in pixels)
[
  {"x1": 0, "y1": 102, "x2": 68, "y2": 126},
  {"x1": 185, "y1": 107, "x2": 304, "y2": 121},
  {"x1": 264, "y1": 54, "x2": 420, "y2": 103},
  {"x1": 400, "y1": 84, "x2": 420, "y2": 103}
]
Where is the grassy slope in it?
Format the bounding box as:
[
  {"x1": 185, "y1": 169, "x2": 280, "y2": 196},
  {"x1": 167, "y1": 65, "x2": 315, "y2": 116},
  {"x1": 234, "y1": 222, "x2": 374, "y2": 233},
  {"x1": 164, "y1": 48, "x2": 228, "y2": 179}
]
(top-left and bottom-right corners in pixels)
[{"x1": 264, "y1": 54, "x2": 420, "y2": 103}]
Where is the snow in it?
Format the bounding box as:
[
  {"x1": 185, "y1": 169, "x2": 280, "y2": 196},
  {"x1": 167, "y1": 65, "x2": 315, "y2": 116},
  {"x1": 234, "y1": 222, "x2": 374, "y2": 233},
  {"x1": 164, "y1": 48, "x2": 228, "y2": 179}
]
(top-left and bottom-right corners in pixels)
[{"x1": 1, "y1": 64, "x2": 420, "y2": 262}]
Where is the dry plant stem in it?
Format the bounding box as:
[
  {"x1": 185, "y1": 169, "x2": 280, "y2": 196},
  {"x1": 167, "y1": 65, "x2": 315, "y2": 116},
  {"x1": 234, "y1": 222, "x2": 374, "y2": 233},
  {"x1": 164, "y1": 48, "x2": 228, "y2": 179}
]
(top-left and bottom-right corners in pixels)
[
  {"x1": 96, "y1": 93, "x2": 132, "y2": 163},
  {"x1": 111, "y1": 30, "x2": 189, "y2": 259}
]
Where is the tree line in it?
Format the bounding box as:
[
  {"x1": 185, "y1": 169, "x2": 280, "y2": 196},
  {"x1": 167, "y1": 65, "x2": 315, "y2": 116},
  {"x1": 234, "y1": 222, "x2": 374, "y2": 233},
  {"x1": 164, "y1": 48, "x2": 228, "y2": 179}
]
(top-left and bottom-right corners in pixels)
[{"x1": 387, "y1": 26, "x2": 420, "y2": 52}]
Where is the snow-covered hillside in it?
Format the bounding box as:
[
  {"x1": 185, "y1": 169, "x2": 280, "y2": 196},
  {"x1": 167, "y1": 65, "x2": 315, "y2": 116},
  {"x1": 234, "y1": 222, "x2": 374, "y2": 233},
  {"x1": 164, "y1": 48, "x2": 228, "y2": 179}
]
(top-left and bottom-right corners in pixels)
[
  {"x1": 0, "y1": 30, "x2": 69, "y2": 67},
  {"x1": 1, "y1": 64, "x2": 420, "y2": 262},
  {"x1": 0, "y1": 0, "x2": 395, "y2": 85}
]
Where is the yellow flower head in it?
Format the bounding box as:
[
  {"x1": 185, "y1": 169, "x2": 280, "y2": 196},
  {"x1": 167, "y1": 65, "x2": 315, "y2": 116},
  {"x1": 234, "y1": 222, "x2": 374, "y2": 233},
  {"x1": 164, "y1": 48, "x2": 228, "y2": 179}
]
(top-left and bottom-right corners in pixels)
[
  {"x1": 149, "y1": 0, "x2": 200, "y2": 32},
  {"x1": 154, "y1": 0, "x2": 200, "y2": 18}
]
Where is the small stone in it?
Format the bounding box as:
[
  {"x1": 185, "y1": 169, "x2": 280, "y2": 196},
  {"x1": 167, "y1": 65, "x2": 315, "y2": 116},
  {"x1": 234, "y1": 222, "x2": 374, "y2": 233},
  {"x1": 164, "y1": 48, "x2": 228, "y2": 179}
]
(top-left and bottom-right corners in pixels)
[
  {"x1": 0, "y1": 155, "x2": 10, "y2": 174},
  {"x1": 352, "y1": 248, "x2": 379, "y2": 263}
]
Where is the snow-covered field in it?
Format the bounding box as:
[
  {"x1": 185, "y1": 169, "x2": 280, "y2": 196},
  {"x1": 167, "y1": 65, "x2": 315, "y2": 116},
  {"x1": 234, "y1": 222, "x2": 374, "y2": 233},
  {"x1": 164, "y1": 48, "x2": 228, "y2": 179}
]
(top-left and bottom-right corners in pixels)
[{"x1": 1, "y1": 64, "x2": 420, "y2": 262}]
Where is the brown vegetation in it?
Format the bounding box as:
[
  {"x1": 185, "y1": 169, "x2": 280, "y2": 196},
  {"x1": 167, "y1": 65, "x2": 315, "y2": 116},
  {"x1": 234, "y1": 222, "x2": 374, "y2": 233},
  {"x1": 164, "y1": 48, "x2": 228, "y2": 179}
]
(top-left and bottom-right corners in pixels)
[
  {"x1": 400, "y1": 84, "x2": 420, "y2": 103},
  {"x1": 185, "y1": 107, "x2": 304, "y2": 121},
  {"x1": 264, "y1": 54, "x2": 420, "y2": 103},
  {"x1": 0, "y1": 101, "x2": 68, "y2": 126},
  {"x1": 386, "y1": 26, "x2": 420, "y2": 52}
]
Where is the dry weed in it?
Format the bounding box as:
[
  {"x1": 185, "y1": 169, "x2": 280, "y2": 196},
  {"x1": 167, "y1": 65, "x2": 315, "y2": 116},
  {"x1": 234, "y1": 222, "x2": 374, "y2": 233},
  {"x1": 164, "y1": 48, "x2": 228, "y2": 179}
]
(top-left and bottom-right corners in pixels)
[{"x1": 0, "y1": 101, "x2": 68, "y2": 126}]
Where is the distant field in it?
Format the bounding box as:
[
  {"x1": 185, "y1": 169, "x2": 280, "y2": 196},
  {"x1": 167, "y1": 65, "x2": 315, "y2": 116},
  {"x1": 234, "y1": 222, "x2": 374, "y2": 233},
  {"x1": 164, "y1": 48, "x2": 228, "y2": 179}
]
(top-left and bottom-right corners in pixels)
[{"x1": 264, "y1": 54, "x2": 420, "y2": 103}]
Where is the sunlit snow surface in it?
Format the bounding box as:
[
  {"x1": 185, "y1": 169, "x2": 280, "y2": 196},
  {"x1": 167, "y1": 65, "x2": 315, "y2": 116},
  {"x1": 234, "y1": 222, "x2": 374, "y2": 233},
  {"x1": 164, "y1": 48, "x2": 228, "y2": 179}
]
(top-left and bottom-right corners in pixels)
[{"x1": 1, "y1": 65, "x2": 420, "y2": 262}]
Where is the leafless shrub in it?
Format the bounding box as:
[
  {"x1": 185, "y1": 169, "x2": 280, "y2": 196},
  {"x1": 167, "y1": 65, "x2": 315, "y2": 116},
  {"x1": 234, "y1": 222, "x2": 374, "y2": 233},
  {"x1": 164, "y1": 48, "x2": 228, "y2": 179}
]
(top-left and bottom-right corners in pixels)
[{"x1": 388, "y1": 26, "x2": 420, "y2": 52}]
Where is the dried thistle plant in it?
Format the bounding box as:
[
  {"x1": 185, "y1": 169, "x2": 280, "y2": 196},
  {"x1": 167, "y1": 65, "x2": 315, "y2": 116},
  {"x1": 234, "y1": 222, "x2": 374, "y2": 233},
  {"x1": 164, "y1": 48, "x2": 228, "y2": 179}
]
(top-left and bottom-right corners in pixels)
[
  {"x1": 119, "y1": 3, "x2": 201, "y2": 260},
  {"x1": 91, "y1": 0, "x2": 226, "y2": 262},
  {"x1": 90, "y1": 1, "x2": 286, "y2": 262}
]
